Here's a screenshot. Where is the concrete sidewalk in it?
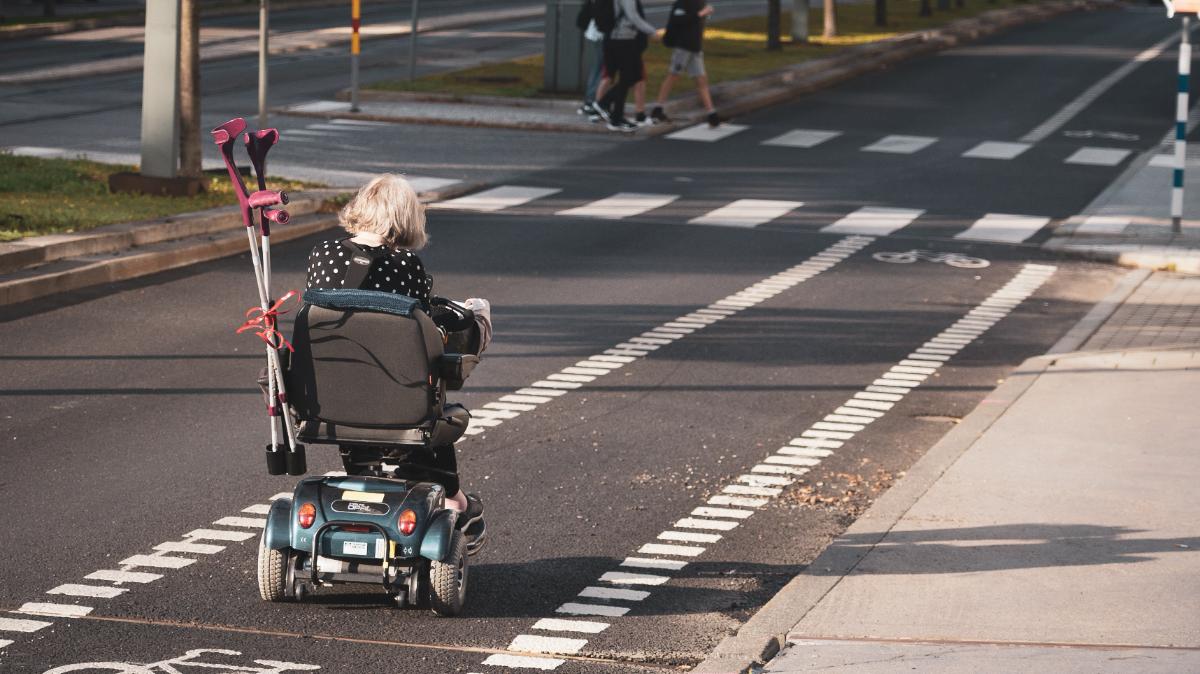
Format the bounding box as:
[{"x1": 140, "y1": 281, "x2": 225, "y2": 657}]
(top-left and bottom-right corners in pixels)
[{"x1": 696, "y1": 271, "x2": 1200, "y2": 673}]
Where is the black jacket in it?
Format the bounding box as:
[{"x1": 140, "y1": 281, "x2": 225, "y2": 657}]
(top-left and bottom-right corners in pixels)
[{"x1": 664, "y1": 0, "x2": 705, "y2": 53}]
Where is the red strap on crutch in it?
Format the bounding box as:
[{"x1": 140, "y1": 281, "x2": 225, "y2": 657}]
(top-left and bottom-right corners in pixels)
[{"x1": 236, "y1": 290, "x2": 298, "y2": 352}]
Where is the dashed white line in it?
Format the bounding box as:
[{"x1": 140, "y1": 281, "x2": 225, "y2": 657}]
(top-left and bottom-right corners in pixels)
[
  {"x1": 16, "y1": 602, "x2": 92, "y2": 618},
  {"x1": 638, "y1": 543, "x2": 705, "y2": 557},
  {"x1": 186, "y1": 528, "x2": 256, "y2": 542},
  {"x1": 556, "y1": 192, "x2": 679, "y2": 219},
  {"x1": 620, "y1": 557, "x2": 688, "y2": 571},
  {"x1": 0, "y1": 617, "x2": 53, "y2": 633},
  {"x1": 85, "y1": 570, "x2": 162, "y2": 584},
  {"x1": 674, "y1": 517, "x2": 739, "y2": 531},
  {"x1": 482, "y1": 653, "x2": 566, "y2": 670},
  {"x1": 212, "y1": 516, "x2": 267, "y2": 528},
  {"x1": 598, "y1": 571, "x2": 671, "y2": 586},
  {"x1": 666, "y1": 122, "x2": 748, "y2": 142},
  {"x1": 119, "y1": 554, "x2": 195, "y2": 569},
  {"x1": 507, "y1": 634, "x2": 588, "y2": 655},
  {"x1": 555, "y1": 603, "x2": 630, "y2": 617},
  {"x1": 530, "y1": 618, "x2": 610, "y2": 634},
  {"x1": 762, "y1": 128, "x2": 843, "y2": 148},
  {"x1": 659, "y1": 530, "x2": 722, "y2": 543},
  {"x1": 861, "y1": 134, "x2": 937, "y2": 154},
  {"x1": 578, "y1": 586, "x2": 650, "y2": 601},
  {"x1": 962, "y1": 141, "x2": 1031, "y2": 160},
  {"x1": 46, "y1": 584, "x2": 128, "y2": 599}
]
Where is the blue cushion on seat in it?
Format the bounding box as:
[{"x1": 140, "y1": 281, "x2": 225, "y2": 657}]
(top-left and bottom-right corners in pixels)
[{"x1": 303, "y1": 288, "x2": 421, "y2": 317}]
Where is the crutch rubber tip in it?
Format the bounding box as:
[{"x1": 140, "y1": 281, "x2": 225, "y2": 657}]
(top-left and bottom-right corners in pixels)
[
  {"x1": 286, "y1": 445, "x2": 308, "y2": 476},
  {"x1": 266, "y1": 446, "x2": 287, "y2": 475}
]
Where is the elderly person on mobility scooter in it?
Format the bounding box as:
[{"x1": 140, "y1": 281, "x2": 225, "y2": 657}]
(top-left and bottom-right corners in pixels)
[{"x1": 305, "y1": 173, "x2": 492, "y2": 519}]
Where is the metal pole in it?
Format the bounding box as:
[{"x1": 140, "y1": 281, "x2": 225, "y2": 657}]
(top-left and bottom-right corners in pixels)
[
  {"x1": 791, "y1": 0, "x2": 809, "y2": 42},
  {"x1": 351, "y1": 0, "x2": 361, "y2": 112},
  {"x1": 1174, "y1": 15, "x2": 1191, "y2": 234},
  {"x1": 874, "y1": 0, "x2": 886, "y2": 26},
  {"x1": 408, "y1": 0, "x2": 420, "y2": 81},
  {"x1": 259, "y1": 0, "x2": 269, "y2": 128},
  {"x1": 767, "y1": 0, "x2": 781, "y2": 50},
  {"x1": 140, "y1": 0, "x2": 182, "y2": 178}
]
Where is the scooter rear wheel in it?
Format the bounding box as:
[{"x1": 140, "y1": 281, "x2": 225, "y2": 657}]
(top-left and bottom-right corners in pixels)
[
  {"x1": 429, "y1": 530, "x2": 468, "y2": 616},
  {"x1": 256, "y1": 531, "x2": 289, "y2": 602}
]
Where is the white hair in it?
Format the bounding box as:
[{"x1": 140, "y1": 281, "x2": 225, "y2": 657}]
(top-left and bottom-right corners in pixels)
[{"x1": 338, "y1": 174, "x2": 428, "y2": 249}]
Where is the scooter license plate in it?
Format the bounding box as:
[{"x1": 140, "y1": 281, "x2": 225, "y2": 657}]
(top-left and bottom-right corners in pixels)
[{"x1": 342, "y1": 541, "x2": 369, "y2": 556}]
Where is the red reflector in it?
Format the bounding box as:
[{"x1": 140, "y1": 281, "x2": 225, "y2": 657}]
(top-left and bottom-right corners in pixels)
[
  {"x1": 398, "y1": 509, "x2": 417, "y2": 536},
  {"x1": 341, "y1": 524, "x2": 371, "y2": 533},
  {"x1": 298, "y1": 502, "x2": 316, "y2": 529}
]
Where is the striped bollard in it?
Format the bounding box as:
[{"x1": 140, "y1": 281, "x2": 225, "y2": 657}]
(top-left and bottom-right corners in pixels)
[
  {"x1": 350, "y1": 0, "x2": 362, "y2": 112},
  {"x1": 1174, "y1": 15, "x2": 1192, "y2": 233}
]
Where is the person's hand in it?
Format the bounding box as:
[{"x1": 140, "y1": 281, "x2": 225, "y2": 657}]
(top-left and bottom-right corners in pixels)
[{"x1": 699, "y1": 5, "x2": 714, "y2": 17}]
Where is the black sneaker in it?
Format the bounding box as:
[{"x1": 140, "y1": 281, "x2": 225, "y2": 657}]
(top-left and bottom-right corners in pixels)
[
  {"x1": 578, "y1": 101, "x2": 595, "y2": 116},
  {"x1": 707, "y1": 111, "x2": 721, "y2": 128},
  {"x1": 635, "y1": 111, "x2": 648, "y2": 126},
  {"x1": 607, "y1": 118, "x2": 638, "y2": 133},
  {"x1": 650, "y1": 106, "x2": 670, "y2": 124},
  {"x1": 594, "y1": 102, "x2": 612, "y2": 123}
]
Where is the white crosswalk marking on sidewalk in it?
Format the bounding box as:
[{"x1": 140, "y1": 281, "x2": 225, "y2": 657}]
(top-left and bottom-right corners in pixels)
[
  {"x1": 862, "y1": 134, "x2": 938, "y2": 154},
  {"x1": 687, "y1": 199, "x2": 803, "y2": 227},
  {"x1": 1073, "y1": 215, "x2": 1130, "y2": 236},
  {"x1": 1064, "y1": 147, "x2": 1131, "y2": 166},
  {"x1": 955, "y1": 213, "x2": 1051, "y2": 243},
  {"x1": 666, "y1": 123, "x2": 748, "y2": 142},
  {"x1": 762, "y1": 129, "x2": 842, "y2": 148},
  {"x1": 557, "y1": 192, "x2": 679, "y2": 219},
  {"x1": 431, "y1": 186, "x2": 561, "y2": 212},
  {"x1": 821, "y1": 206, "x2": 925, "y2": 235},
  {"x1": 962, "y1": 141, "x2": 1031, "y2": 160}
]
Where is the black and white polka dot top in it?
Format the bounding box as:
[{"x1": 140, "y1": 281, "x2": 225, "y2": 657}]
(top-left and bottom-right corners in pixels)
[{"x1": 304, "y1": 238, "x2": 433, "y2": 301}]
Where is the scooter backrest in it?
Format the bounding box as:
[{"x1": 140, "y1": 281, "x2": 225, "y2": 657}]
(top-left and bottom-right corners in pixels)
[{"x1": 286, "y1": 300, "x2": 444, "y2": 428}]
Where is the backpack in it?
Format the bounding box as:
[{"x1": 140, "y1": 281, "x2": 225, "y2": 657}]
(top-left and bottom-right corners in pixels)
[
  {"x1": 593, "y1": 0, "x2": 617, "y2": 35},
  {"x1": 575, "y1": 0, "x2": 594, "y2": 31}
]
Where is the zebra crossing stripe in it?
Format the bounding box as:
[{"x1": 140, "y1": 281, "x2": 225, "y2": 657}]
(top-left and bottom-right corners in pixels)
[
  {"x1": 556, "y1": 192, "x2": 679, "y2": 219},
  {"x1": 962, "y1": 141, "x2": 1031, "y2": 160},
  {"x1": 1064, "y1": 147, "x2": 1131, "y2": 166},
  {"x1": 666, "y1": 123, "x2": 748, "y2": 142},
  {"x1": 862, "y1": 134, "x2": 937, "y2": 154},
  {"x1": 821, "y1": 206, "x2": 924, "y2": 236},
  {"x1": 955, "y1": 213, "x2": 1051, "y2": 244},
  {"x1": 762, "y1": 128, "x2": 842, "y2": 148},
  {"x1": 687, "y1": 199, "x2": 803, "y2": 227},
  {"x1": 431, "y1": 186, "x2": 561, "y2": 212}
]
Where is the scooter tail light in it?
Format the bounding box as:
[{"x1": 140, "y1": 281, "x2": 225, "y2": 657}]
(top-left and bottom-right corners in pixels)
[
  {"x1": 398, "y1": 509, "x2": 417, "y2": 536},
  {"x1": 298, "y1": 502, "x2": 317, "y2": 529}
]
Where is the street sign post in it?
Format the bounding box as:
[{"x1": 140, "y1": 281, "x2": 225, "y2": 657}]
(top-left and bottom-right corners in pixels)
[
  {"x1": 409, "y1": 0, "x2": 421, "y2": 81},
  {"x1": 1164, "y1": 0, "x2": 1198, "y2": 232},
  {"x1": 350, "y1": 0, "x2": 362, "y2": 112}
]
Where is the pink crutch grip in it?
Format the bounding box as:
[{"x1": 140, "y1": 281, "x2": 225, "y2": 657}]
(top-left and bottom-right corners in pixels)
[
  {"x1": 248, "y1": 190, "x2": 288, "y2": 207},
  {"x1": 263, "y1": 208, "x2": 290, "y2": 225}
]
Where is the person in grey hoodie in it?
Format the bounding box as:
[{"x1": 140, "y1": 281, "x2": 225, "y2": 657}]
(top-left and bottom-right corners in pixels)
[{"x1": 596, "y1": 0, "x2": 659, "y2": 132}]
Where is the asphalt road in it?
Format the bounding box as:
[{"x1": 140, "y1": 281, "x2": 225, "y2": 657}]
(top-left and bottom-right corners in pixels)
[{"x1": 0, "y1": 4, "x2": 1184, "y2": 673}]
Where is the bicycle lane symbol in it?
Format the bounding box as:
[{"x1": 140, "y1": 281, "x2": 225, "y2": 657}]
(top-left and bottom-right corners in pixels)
[
  {"x1": 872, "y1": 249, "x2": 990, "y2": 269},
  {"x1": 42, "y1": 648, "x2": 320, "y2": 674}
]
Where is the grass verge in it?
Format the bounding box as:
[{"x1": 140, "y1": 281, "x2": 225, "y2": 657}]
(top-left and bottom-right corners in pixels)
[
  {"x1": 367, "y1": 0, "x2": 1035, "y2": 100},
  {"x1": 0, "y1": 153, "x2": 316, "y2": 242}
]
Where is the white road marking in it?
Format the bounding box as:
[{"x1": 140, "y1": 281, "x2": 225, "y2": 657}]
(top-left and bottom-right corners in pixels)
[
  {"x1": 154, "y1": 541, "x2": 225, "y2": 555},
  {"x1": 531, "y1": 618, "x2": 610, "y2": 634},
  {"x1": 638, "y1": 543, "x2": 705, "y2": 557},
  {"x1": 556, "y1": 603, "x2": 629, "y2": 617},
  {"x1": 762, "y1": 128, "x2": 842, "y2": 148},
  {"x1": 1064, "y1": 147, "x2": 1131, "y2": 166},
  {"x1": 431, "y1": 186, "x2": 561, "y2": 212},
  {"x1": 184, "y1": 528, "x2": 256, "y2": 542},
  {"x1": 821, "y1": 206, "x2": 925, "y2": 236},
  {"x1": 766, "y1": 455, "x2": 822, "y2": 466},
  {"x1": 687, "y1": 199, "x2": 803, "y2": 228},
  {"x1": 0, "y1": 639, "x2": 11, "y2": 649},
  {"x1": 659, "y1": 530, "x2": 722, "y2": 543},
  {"x1": 962, "y1": 141, "x2": 1031, "y2": 160},
  {"x1": 17, "y1": 602, "x2": 92, "y2": 618},
  {"x1": 691, "y1": 507, "x2": 754, "y2": 519},
  {"x1": 674, "y1": 517, "x2": 739, "y2": 531},
  {"x1": 556, "y1": 192, "x2": 679, "y2": 219},
  {"x1": 508, "y1": 634, "x2": 588, "y2": 655},
  {"x1": 599, "y1": 571, "x2": 671, "y2": 586},
  {"x1": 213, "y1": 516, "x2": 267, "y2": 528},
  {"x1": 47, "y1": 584, "x2": 128, "y2": 599},
  {"x1": 620, "y1": 557, "x2": 688, "y2": 571},
  {"x1": 85, "y1": 570, "x2": 162, "y2": 584},
  {"x1": 666, "y1": 122, "x2": 748, "y2": 142},
  {"x1": 1021, "y1": 31, "x2": 1180, "y2": 143},
  {"x1": 955, "y1": 213, "x2": 1052, "y2": 244},
  {"x1": 861, "y1": 134, "x2": 937, "y2": 154},
  {"x1": 485, "y1": 402, "x2": 537, "y2": 412},
  {"x1": 482, "y1": 653, "x2": 566, "y2": 669},
  {"x1": 579, "y1": 586, "x2": 650, "y2": 601},
  {"x1": 723, "y1": 484, "x2": 782, "y2": 497},
  {"x1": 0, "y1": 617, "x2": 53, "y2": 633},
  {"x1": 269, "y1": 492, "x2": 292, "y2": 500},
  {"x1": 242, "y1": 504, "x2": 272, "y2": 515},
  {"x1": 119, "y1": 554, "x2": 195, "y2": 569},
  {"x1": 708, "y1": 494, "x2": 769, "y2": 507},
  {"x1": 738, "y1": 474, "x2": 793, "y2": 487}
]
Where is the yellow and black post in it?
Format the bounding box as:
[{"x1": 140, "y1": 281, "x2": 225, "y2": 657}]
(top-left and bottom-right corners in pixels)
[{"x1": 351, "y1": 0, "x2": 362, "y2": 112}]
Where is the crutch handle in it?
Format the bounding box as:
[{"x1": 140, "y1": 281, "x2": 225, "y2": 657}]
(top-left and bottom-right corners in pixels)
[{"x1": 249, "y1": 189, "x2": 288, "y2": 207}]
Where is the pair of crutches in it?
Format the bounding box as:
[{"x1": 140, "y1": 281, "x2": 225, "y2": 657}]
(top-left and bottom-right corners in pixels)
[{"x1": 211, "y1": 117, "x2": 306, "y2": 476}]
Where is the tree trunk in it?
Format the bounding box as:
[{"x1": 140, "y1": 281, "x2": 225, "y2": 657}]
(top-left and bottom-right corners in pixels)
[
  {"x1": 179, "y1": 0, "x2": 202, "y2": 179},
  {"x1": 822, "y1": 0, "x2": 836, "y2": 38}
]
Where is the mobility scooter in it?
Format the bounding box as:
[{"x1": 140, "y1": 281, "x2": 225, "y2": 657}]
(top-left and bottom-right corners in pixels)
[{"x1": 211, "y1": 118, "x2": 484, "y2": 616}]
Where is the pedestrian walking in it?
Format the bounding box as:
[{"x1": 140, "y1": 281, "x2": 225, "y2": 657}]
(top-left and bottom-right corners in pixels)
[
  {"x1": 595, "y1": 0, "x2": 659, "y2": 132},
  {"x1": 651, "y1": 0, "x2": 719, "y2": 128},
  {"x1": 576, "y1": 0, "x2": 607, "y2": 118}
]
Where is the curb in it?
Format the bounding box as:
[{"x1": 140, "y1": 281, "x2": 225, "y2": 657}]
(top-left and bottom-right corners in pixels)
[
  {"x1": 0, "y1": 181, "x2": 483, "y2": 307},
  {"x1": 0, "y1": 191, "x2": 336, "y2": 277},
  {"x1": 689, "y1": 264, "x2": 1146, "y2": 674},
  {"x1": 294, "y1": 0, "x2": 1113, "y2": 135}
]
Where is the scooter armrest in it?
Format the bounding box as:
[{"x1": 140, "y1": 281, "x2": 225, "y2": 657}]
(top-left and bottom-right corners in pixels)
[{"x1": 438, "y1": 354, "x2": 479, "y2": 390}]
